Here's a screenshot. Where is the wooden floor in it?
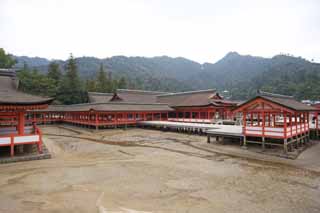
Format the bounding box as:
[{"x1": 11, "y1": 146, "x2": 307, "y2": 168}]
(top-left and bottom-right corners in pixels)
[
  {"x1": 206, "y1": 125, "x2": 243, "y2": 137},
  {"x1": 138, "y1": 120, "x2": 243, "y2": 136}
]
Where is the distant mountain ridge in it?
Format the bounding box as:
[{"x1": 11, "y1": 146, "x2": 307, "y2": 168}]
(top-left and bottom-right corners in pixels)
[{"x1": 13, "y1": 52, "x2": 320, "y2": 100}]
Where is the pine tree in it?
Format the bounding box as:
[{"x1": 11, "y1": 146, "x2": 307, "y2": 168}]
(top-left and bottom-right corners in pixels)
[
  {"x1": 0, "y1": 48, "x2": 16, "y2": 68},
  {"x1": 117, "y1": 76, "x2": 127, "y2": 89},
  {"x1": 96, "y1": 63, "x2": 109, "y2": 92},
  {"x1": 47, "y1": 62, "x2": 61, "y2": 84},
  {"x1": 86, "y1": 79, "x2": 96, "y2": 92},
  {"x1": 57, "y1": 53, "x2": 86, "y2": 104}
]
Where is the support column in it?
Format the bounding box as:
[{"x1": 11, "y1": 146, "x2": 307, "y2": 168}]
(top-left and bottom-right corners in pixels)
[
  {"x1": 17, "y1": 111, "x2": 25, "y2": 135},
  {"x1": 284, "y1": 138, "x2": 288, "y2": 154},
  {"x1": 262, "y1": 111, "x2": 265, "y2": 151},
  {"x1": 242, "y1": 111, "x2": 247, "y2": 149},
  {"x1": 95, "y1": 112, "x2": 99, "y2": 130},
  {"x1": 10, "y1": 134, "x2": 14, "y2": 157}
]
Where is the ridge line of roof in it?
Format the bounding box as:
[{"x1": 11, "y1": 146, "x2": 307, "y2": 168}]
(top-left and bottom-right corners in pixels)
[
  {"x1": 156, "y1": 89, "x2": 216, "y2": 97},
  {"x1": 50, "y1": 102, "x2": 171, "y2": 107},
  {"x1": 117, "y1": 89, "x2": 169, "y2": 94},
  {"x1": 258, "y1": 90, "x2": 294, "y2": 99},
  {"x1": 88, "y1": 92, "x2": 114, "y2": 96}
]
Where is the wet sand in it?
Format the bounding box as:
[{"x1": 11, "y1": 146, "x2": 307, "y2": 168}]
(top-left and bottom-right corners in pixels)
[{"x1": 0, "y1": 126, "x2": 319, "y2": 213}]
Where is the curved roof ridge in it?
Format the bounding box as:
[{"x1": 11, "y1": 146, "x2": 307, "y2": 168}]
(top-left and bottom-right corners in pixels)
[
  {"x1": 52, "y1": 102, "x2": 171, "y2": 107},
  {"x1": 117, "y1": 89, "x2": 168, "y2": 95},
  {"x1": 258, "y1": 90, "x2": 294, "y2": 99},
  {"x1": 157, "y1": 89, "x2": 216, "y2": 97},
  {"x1": 88, "y1": 92, "x2": 114, "y2": 96}
]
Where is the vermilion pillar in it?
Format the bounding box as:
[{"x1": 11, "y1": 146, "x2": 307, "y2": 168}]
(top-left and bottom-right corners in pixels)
[{"x1": 17, "y1": 111, "x2": 25, "y2": 135}]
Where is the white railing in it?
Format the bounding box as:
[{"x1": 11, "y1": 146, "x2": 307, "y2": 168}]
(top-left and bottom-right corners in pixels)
[
  {"x1": 0, "y1": 126, "x2": 43, "y2": 156},
  {"x1": 245, "y1": 124, "x2": 308, "y2": 138},
  {"x1": 168, "y1": 118, "x2": 213, "y2": 123}
]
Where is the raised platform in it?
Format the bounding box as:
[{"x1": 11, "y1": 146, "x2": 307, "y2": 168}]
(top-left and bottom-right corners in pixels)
[
  {"x1": 206, "y1": 125, "x2": 243, "y2": 138},
  {"x1": 0, "y1": 143, "x2": 51, "y2": 164},
  {"x1": 138, "y1": 120, "x2": 219, "y2": 131}
]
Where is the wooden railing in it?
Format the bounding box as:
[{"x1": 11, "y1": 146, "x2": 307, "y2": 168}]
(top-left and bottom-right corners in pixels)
[
  {"x1": 244, "y1": 124, "x2": 309, "y2": 139},
  {"x1": 0, "y1": 126, "x2": 42, "y2": 157}
]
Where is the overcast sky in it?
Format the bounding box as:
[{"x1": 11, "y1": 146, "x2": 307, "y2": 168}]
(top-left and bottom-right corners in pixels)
[{"x1": 0, "y1": 0, "x2": 319, "y2": 63}]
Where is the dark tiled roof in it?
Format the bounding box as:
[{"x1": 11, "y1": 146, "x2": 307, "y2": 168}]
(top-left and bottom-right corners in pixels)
[
  {"x1": 88, "y1": 92, "x2": 114, "y2": 103},
  {"x1": 113, "y1": 89, "x2": 169, "y2": 104},
  {"x1": 235, "y1": 91, "x2": 316, "y2": 112},
  {"x1": 258, "y1": 91, "x2": 315, "y2": 111},
  {"x1": 0, "y1": 70, "x2": 53, "y2": 106},
  {"x1": 156, "y1": 89, "x2": 237, "y2": 107},
  {"x1": 39, "y1": 102, "x2": 173, "y2": 112}
]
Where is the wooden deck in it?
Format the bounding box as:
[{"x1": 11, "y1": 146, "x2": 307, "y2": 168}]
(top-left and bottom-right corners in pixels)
[
  {"x1": 138, "y1": 120, "x2": 243, "y2": 137},
  {"x1": 206, "y1": 125, "x2": 243, "y2": 137},
  {"x1": 138, "y1": 120, "x2": 218, "y2": 131}
]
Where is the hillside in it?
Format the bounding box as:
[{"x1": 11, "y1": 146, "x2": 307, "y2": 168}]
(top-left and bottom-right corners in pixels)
[{"x1": 13, "y1": 52, "x2": 320, "y2": 100}]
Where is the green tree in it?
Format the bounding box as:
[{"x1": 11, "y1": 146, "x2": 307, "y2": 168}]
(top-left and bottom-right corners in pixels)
[
  {"x1": 0, "y1": 48, "x2": 16, "y2": 68},
  {"x1": 47, "y1": 62, "x2": 62, "y2": 84},
  {"x1": 96, "y1": 64, "x2": 110, "y2": 92},
  {"x1": 18, "y1": 67, "x2": 56, "y2": 97},
  {"x1": 57, "y1": 54, "x2": 86, "y2": 104},
  {"x1": 85, "y1": 79, "x2": 96, "y2": 92},
  {"x1": 117, "y1": 76, "x2": 127, "y2": 89}
]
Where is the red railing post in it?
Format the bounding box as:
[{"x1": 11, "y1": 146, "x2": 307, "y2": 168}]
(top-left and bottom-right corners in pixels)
[
  {"x1": 284, "y1": 112, "x2": 287, "y2": 139},
  {"x1": 37, "y1": 127, "x2": 43, "y2": 154},
  {"x1": 10, "y1": 134, "x2": 14, "y2": 157}
]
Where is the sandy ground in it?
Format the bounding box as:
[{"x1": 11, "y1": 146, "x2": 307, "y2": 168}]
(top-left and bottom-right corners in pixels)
[{"x1": 0, "y1": 126, "x2": 320, "y2": 213}]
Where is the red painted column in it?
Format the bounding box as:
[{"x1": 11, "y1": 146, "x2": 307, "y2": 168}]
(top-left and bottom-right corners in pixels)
[
  {"x1": 316, "y1": 112, "x2": 319, "y2": 130},
  {"x1": 300, "y1": 113, "x2": 302, "y2": 134},
  {"x1": 283, "y1": 112, "x2": 287, "y2": 139},
  {"x1": 95, "y1": 112, "x2": 99, "y2": 128},
  {"x1": 243, "y1": 111, "x2": 247, "y2": 135},
  {"x1": 307, "y1": 112, "x2": 310, "y2": 131},
  {"x1": 290, "y1": 113, "x2": 293, "y2": 137},
  {"x1": 262, "y1": 112, "x2": 265, "y2": 137},
  {"x1": 295, "y1": 112, "x2": 298, "y2": 135},
  {"x1": 17, "y1": 111, "x2": 25, "y2": 135},
  {"x1": 10, "y1": 134, "x2": 14, "y2": 157}
]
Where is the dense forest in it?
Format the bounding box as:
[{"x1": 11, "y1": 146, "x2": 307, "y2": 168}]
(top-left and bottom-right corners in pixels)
[
  {"x1": 2, "y1": 47, "x2": 320, "y2": 104},
  {"x1": 0, "y1": 48, "x2": 128, "y2": 104}
]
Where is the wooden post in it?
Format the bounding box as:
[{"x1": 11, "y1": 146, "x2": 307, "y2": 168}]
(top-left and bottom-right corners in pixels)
[
  {"x1": 283, "y1": 111, "x2": 287, "y2": 139},
  {"x1": 262, "y1": 111, "x2": 265, "y2": 151},
  {"x1": 284, "y1": 138, "x2": 288, "y2": 154},
  {"x1": 316, "y1": 112, "x2": 319, "y2": 138},
  {"x1": 10, "y1": 134, "x2": 14, "y2": 157},
  {"x1": 307, "y1": 112, "x2": 310, "y2": 142},
  {"x1": 273, "y1": 113, "x2": 275, "y2": 127},
  {"x1": 283, "y1": 111, "x2": 288, "y2": 153},
  {"x1": 17, "y1": 111, "x2": 25, "y2": 135},
  {"x1": 242, "y1": 111, "x2": 247, "y2": 148},
  {"x1": 290, "y1": 113, "x2": 293, "y2": 138},
  {"x1": 95, "y1": 112, "x2": 99, "y2": 130},
  {"x1": 37, "y1": 128, "x2": 43, "y2": 154},
  {"x1": 295, "y1": 112, "x2": 299, "y2": 147}
]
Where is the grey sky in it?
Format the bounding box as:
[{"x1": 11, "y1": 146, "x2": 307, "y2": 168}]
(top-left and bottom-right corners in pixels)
[{"x1": 0, "y1": 0, "x2": 319, "y2": 63}]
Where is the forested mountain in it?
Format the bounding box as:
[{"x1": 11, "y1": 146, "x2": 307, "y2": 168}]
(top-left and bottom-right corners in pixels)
[{"x1": 13, "y1": 52, "x2": 320, "y2": 100}]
